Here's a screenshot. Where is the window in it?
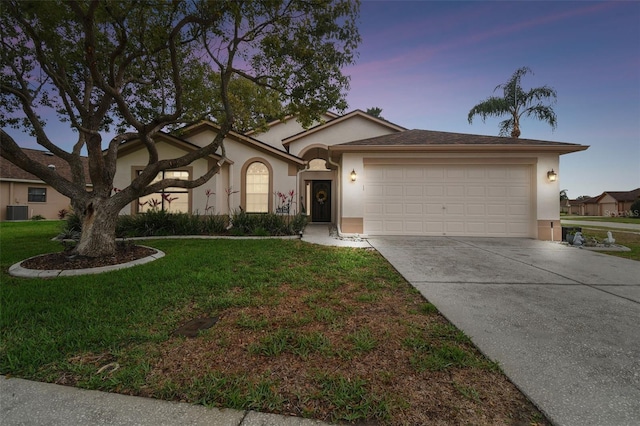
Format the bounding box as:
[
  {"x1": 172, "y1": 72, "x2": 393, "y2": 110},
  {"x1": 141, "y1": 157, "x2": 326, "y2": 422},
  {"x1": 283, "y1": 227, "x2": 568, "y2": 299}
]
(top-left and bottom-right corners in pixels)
[
  {"x1": 28, "y1": 187, "x2": 47, "y2": 203},
  {"x1": 138, "y1": 170, "x2": 189, "y2": 213},
  {"x1": 246, "y1": 161, "x2": 269, "y2": 213}
]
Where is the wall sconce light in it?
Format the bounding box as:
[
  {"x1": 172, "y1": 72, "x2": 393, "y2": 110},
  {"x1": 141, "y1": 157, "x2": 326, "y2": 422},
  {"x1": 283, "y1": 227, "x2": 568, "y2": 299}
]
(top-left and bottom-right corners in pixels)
[
  {"x1": 547, "y1": 169, "x2": 557, "y2": 182},
  {"x1": 350, "y1": 169, "x2": 357, "y2": 182}
]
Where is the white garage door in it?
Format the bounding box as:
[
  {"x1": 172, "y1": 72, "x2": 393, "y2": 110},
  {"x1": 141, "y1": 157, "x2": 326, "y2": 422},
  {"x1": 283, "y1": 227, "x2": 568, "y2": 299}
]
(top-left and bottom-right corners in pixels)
[{"x1": 364, "y1": 164, "x2": 533, "y2": 237}]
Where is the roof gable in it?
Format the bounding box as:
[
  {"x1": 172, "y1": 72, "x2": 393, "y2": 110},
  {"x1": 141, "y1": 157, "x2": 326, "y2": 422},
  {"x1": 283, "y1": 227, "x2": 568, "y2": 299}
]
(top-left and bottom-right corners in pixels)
[
  {"x1": 177, "y1": 120, "x2": 304, "y2": 165},
  {"x1": 601, "y1": 188, "x2": 640, "y2": 202},
  {"x1": 115, "y1": 131, "x2": 227, "y2": 163},
  {"x1": 282, "y1": 110, "x2": 406, "y2": 146}
]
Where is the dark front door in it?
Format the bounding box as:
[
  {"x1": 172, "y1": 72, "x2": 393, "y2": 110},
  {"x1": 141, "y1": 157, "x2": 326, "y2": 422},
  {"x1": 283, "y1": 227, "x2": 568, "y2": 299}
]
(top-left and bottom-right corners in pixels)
[{"x1": 311, "y1": 180, "x2": 331, "y2": 222}]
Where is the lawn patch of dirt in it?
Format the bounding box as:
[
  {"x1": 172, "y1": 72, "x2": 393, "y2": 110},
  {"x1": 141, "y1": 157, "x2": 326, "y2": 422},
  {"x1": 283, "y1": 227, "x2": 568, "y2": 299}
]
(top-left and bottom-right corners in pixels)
[{"x1": 142, "y1": 282, "x2": 548, "y2": 425}]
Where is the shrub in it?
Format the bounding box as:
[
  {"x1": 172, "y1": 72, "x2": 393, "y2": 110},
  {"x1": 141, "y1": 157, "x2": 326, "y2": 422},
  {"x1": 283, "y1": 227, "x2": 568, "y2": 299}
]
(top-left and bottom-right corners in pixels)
[
  {"x1": 630, "y1": 199, "x2": 640, "y2": 218},
  {"x1": 30, "y1": 214, "x2": 45, "y2": 221},
  {"x1": 61, "y1": 210, "x2": 304, "y2": 238}
]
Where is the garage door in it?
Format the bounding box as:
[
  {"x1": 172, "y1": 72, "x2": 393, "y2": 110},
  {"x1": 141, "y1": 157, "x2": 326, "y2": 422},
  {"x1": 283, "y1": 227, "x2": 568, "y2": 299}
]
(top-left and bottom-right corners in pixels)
[{"x1": 364, "y1": 164, "x2": 533, "y2": 237}]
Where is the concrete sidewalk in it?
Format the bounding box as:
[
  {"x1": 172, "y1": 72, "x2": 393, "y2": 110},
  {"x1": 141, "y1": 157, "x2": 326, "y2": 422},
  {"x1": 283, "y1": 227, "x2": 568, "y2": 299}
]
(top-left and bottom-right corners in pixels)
[
  {"x1": 369, "y1": 236, "x2": 640, "y2": 426},
  {"x1": 0, "y1": 376, "x2": 329, "y2": 426}
]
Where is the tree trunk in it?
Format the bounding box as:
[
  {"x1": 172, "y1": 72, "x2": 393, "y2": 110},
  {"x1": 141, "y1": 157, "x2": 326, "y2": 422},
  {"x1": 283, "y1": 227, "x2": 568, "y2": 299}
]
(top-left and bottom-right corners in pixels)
[{"x1": 74, "y1": 199, "x2": 119, "y2": 257}]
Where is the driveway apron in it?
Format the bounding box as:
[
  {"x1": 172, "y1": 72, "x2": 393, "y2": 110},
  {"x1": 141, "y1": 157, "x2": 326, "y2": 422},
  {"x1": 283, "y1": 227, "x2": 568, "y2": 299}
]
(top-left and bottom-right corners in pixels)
[{"x1": 368, "y1": 236, "x2": 640, "y2": 426}]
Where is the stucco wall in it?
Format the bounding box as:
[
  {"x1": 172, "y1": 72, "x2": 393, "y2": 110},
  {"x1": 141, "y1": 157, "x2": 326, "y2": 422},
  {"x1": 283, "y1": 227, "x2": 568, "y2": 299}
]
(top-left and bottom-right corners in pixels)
[
  {"x1": 1, "y1": 181, "x2": 71, "y2": 220},
  {"x1": 114, "y1": 143, "x2": 215, "y2": 215},
  {"x1": 286, "y1": 116, "x2": 398, "y2": 157}
]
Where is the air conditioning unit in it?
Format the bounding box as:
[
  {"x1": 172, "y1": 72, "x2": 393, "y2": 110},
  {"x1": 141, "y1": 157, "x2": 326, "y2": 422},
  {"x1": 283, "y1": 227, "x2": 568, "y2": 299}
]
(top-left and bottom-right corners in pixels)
[{"x1": 6, "y1": 205, "x2": 28, "y2": 220}]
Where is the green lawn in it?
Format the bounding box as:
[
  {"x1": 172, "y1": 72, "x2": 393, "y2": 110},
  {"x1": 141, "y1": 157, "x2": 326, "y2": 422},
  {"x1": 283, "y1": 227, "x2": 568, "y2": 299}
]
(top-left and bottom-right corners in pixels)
[
  {"x1": 0, "y1": 221, "x2": 547, "y2": 425},
  {"x1": 562, "y1": 216, "x2": 640, "y2": 224}
]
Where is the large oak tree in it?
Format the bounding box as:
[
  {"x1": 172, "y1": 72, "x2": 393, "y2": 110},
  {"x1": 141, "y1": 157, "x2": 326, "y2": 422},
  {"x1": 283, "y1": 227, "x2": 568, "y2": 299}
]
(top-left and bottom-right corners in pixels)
[{"x1": 1, "y1": 0, "x2": 360, "y2": 257}]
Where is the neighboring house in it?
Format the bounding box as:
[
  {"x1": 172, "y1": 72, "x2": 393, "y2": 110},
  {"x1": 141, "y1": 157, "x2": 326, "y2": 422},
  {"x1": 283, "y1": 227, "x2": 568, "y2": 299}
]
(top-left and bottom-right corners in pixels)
[
  {"x1": 594, "y1": 188, "x2": 640, "y2": 216},
  {"x1": 0, "y1": 148, "x2": 89, "y2": 221},
  {"x1": 112, "y1": 109, "x2": 588, "y2": 240},
  {"x1": 566, "y1": 189, "x2": 640, "y2": 216}
]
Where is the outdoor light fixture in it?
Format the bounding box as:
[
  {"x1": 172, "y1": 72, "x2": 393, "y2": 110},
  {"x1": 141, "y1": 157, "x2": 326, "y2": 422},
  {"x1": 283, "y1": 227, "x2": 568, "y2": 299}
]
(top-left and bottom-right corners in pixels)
[
  {"x1": 547, "y1": 169, "x2": 557, "y2": 182},
  {"x1": 350, "y1": 169, "x2": 357, "y2": 182}
]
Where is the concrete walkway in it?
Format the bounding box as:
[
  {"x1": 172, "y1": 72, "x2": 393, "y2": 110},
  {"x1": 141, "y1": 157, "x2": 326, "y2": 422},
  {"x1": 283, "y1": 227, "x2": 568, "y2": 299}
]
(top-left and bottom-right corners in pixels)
[
  {"x1": 0, "y1": 376, "x2": 328, "y2": 426},
  {"x1": 368, "y1": 236, "x2": 640, "y2": 426}
]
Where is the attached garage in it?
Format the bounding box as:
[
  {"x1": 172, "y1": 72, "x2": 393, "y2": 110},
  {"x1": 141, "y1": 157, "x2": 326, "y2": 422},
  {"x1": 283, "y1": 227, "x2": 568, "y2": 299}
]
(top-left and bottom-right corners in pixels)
[
  {"x1": 332, "y1": 129, "x2": 589, "y2": 240},
  {"x1": 363, "y1": 162, "x2": 533, "y2": 237}
]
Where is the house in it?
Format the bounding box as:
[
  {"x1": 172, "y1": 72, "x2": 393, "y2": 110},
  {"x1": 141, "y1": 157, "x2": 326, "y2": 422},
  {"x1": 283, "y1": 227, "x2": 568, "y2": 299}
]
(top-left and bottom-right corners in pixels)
[
  {"x1": 112, "y1": 110, "x2": 588, "y2": 240},
  {"x1": 566, "y1": 189, "x2": 640, "y2": 216},
  {"x1": 0, "y1": 148, "x2": 89, "y2": 221},
  {"x1": 593, "y1": 188, "x2": 640, "y2": 216}
]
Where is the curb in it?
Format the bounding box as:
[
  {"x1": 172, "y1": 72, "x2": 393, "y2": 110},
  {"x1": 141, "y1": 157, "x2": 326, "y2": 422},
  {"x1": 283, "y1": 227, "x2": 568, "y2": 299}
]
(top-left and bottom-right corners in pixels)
[{"x1": 8, "y1": 246, "x2": 165, "y2": 278}]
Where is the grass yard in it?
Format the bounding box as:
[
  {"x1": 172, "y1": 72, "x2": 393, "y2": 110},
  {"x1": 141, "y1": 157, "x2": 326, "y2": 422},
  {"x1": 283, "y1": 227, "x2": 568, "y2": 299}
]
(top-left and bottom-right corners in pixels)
[
  {"x1": 1, "y1": 221, "x2": 548, "y2": 425},
  {"x1": 562, "y1": 216, "x2": 640, "y2": 224},
  {"x1": 576, "y1": 228, "x2": 640, "y2": 261}
]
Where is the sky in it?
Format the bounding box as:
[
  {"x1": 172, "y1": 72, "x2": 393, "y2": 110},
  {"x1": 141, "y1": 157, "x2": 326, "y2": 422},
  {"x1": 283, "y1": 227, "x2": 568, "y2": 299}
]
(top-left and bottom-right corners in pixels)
[
  {"x1": 344, "y1": 0, "x2": 640, "y2": 199},
  {"x1": 5, "y1": 0, "x2": 639, "y2": 200}
]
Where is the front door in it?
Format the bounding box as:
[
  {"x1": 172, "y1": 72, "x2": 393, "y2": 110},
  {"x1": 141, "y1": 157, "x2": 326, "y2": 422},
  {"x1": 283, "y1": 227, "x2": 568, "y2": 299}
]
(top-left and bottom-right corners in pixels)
[{"x1": 311, "y1": 180, "x2": 331, "y2": 222}]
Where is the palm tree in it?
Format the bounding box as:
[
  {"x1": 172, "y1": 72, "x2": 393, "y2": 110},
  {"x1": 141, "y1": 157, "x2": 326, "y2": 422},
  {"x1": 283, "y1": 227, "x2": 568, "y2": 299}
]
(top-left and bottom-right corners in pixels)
[{"x1": 468, "y1": 67, "x2": 557, "y2": 138}]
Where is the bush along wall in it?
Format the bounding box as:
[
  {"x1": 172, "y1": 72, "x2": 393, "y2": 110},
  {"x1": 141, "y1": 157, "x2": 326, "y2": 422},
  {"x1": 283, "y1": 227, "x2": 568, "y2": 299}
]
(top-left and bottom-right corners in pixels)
[{"x1": 60, "y1": 210, "x2": 307, "y2": 239}]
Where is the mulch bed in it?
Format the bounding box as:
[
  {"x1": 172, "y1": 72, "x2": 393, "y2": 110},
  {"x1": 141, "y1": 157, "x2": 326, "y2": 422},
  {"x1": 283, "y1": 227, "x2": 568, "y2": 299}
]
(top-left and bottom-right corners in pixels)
[{"x1": 21, "y1": 244, "x2": 156, "y2": 270}]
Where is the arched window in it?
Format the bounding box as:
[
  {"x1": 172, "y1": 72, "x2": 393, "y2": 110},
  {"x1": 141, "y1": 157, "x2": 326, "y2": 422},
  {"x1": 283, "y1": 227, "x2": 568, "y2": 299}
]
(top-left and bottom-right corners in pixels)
[{"x1": 246, "y1": 161, "x2": 269, "y2": 212}]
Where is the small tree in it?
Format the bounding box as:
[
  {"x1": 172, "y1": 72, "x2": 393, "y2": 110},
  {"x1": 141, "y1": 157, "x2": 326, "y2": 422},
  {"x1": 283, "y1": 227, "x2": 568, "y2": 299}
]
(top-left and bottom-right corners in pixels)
[
  {"x1": 1, "y1": 0, "x2": 360, "y2": 257},
  {"x1": 365, "y1": 107, "x2": 384, "y2": 119},
  {"x1": 630, "y1": 199, "x2": 640, "y2": 217},
  {"x1": 468, "y1": 66, "x2": 557, "y2": 138}
]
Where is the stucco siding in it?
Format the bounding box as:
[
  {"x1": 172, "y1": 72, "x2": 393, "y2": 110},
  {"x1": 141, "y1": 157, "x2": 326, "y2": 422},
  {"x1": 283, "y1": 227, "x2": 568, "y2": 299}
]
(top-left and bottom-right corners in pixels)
[
  {"x1": 1, "y1": 181, "x2": 71, "y2": 220},
  {"x1": 286, "y1": 116, "x2": 398, "y2": 157},
  {"x1": 114, "y1": 142, "x2": 215, "y2": 215}
]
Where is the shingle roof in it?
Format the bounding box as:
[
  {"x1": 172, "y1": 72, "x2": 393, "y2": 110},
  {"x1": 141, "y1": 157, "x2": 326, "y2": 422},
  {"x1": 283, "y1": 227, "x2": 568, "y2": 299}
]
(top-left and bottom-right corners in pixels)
[
  {"x1": 602, "y1": 188, "x2": 640, "y2": 202},
  {"x1": 0, "y1": 148, "x2": 89, "y2": 182},
  {"x1": 337, "y1": 129, "x2": 583, "y2": 147}
]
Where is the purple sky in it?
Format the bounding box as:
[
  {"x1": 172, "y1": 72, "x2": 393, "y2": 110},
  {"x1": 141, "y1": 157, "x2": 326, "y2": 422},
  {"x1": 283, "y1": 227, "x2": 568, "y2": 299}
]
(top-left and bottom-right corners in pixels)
[
  {"x1": 6, "y1": 1, "x2": 639, "y2": 199},
  {"x1": 345, "y1": 0, "x2": 640, "y2": 199}
]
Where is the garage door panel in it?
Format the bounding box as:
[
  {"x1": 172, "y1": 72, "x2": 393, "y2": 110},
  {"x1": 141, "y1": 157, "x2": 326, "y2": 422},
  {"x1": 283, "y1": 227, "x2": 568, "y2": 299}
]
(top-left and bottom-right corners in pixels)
[
  {"x1": 425, "y1": 204, "x2": 445, "y2": 214},
  {"x1": 384, "y1": 185, "x2": 404, "y2": 196},
  {"x1": 446, "y1": 203, "x2": 464, "y2": 215},
  {"x1": 366, "y1": 184, "x2": 384, "y2": 197},
  {"x1": 405, "y1": 203, "x2": 423, "y2": 215},
  {"x1": 467, "y1": 204, "x2": 486, "y2": 216},
  {"x1": 487, "y1": 186, "x2": 507, "y2": 197},
  {"x1": 466, "y1": 222, "x2": 487, "y2": 234},
  {"x1": 405, "y1": 168, "x2": 424, "y2": 179},
  {"x1": 364, "y1": 202, "x2": 383, "y2": 215},
  {"x1": 426, "y1": 168, "x2": 445, "y2": 179},
  {"x1": 385, "y1": 204, "x2": 403, "y2": 215},
  {"x1": 405, "y1": 221, "x2": 423, "y2": 232},
  {"x1": 446, "y1": 186, "x2": 465, "y2": 197},
  {"x1": 466, "y1": 186, "x2": 486, "y2": 197},
  {"x1": 445, "y1": 221, "x2": 465, "y2": 233},
  {"x1": 363, "y1": 164, "x2": 532, "y2": 237},
  {"x1": 509, "y1": 204, "x2": 528, "y2": 215},
  {"x1": 405, "y1": 185, "x2": 423, "y2": 197},
  {"x1": 447, "y1": 168, "x2": 465, "y2": 179},
  {"x1": 425, "y1": 185, "x2": 445, "y2": 196}
]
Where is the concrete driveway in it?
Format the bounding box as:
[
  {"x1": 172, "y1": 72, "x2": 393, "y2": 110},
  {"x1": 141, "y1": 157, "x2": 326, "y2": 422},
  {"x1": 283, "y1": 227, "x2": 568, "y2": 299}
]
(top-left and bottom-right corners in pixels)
[{"x1": 368, "y1": 237, "x2": 640, "y2": 426}]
